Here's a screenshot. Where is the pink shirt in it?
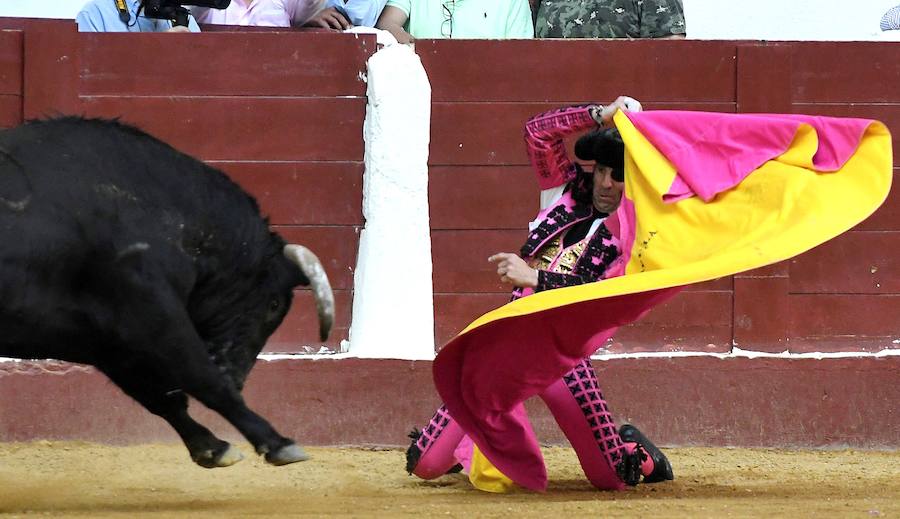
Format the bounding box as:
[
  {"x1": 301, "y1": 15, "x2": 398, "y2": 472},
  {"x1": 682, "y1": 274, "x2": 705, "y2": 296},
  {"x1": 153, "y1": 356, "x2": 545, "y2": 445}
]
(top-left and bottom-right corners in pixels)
[{"x1": 192, "y1": 0, "x2": 326, "y2": 27}]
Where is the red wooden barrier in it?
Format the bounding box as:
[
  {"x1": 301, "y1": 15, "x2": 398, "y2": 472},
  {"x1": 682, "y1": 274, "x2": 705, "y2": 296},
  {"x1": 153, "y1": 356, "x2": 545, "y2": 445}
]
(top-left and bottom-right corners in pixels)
[
  {"x1": 0, "y1": 30, "x2": 22, "y2": 127},
  {"x1": 1, "y1": 19, "x2": 898, "y2": 449},
  {"x1": 1, "y1": 18, "x2": 897, "y2": 354},
  {"x1": 423, "y1": 39, "x2": 899, "y2": 353}
]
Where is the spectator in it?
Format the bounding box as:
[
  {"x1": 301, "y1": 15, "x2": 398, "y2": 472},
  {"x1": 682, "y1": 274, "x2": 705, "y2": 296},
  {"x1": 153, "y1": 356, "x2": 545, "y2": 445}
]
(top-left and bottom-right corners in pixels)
[
  {"x1": 310, "y1": 0, "x2": 388, "y2": 29},
  {"x1": 881, "y1": 4, "x2": 900, "y2": 31},
  {"x1": 534, "y1": 0, "x2": 685, "y2": 39},
  {"x1": 191, "y1": 0, "x2": 326, "y2": 28},
  {"x1": 376, "y1": 0, "x2": 534, "y2": 44},
  {"x1": 77, "y1": 0, "x2": 200, "y2": 32}
]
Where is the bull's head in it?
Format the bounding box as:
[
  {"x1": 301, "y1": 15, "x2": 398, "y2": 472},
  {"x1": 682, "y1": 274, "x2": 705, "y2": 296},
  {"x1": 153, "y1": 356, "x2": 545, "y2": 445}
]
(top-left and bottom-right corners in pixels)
[{"x1": 203, "y1": 242, "x2": 334, "y2": 391}]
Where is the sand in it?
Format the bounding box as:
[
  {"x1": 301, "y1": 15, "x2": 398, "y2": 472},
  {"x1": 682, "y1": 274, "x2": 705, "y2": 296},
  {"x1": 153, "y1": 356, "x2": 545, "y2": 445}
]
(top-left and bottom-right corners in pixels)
[{"x1": 1, "y1": 442, "x2": 898, "y2": 517}]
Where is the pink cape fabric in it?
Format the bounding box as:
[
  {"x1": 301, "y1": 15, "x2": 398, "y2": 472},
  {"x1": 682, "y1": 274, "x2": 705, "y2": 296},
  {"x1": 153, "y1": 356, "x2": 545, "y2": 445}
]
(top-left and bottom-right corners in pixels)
[
  {"x1": 627, "y1": 111, "x2": 874, "y2": 202},
  {"x1": 432, "y1": 111, "x2": 878, "y2": 492},
  {"x1": 434, "y1": 288, "x2": 680, "y2": 491}
]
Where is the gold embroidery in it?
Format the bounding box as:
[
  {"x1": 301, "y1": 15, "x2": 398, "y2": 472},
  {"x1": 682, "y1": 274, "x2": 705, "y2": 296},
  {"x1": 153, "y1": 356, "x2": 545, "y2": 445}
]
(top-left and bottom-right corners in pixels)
[
  {"x1": 529, "y1": 236, "x2": 561, "y2": 271},
  {"x1": 529, "y1": 233, "x2": 591, "y2": 275},
  {"x1": 555, "y1": 240, "x2": 588, "y2": 274}
]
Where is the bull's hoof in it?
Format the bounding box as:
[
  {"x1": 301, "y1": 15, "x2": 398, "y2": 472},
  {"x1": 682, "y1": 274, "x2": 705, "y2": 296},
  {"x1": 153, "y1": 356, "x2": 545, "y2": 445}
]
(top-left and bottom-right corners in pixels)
[
  {"x1": 265, "y1": 444, "x2": 310, "y2": 466},
  {"x1": 194, "y1": 444, "x2": 244, "y2": 468}
]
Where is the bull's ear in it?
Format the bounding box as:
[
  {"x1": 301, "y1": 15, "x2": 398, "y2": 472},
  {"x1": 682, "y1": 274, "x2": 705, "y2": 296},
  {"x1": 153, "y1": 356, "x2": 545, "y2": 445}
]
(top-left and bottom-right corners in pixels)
[{"x1": 283, "y1": 244, "x2": 334, "y2": 341}]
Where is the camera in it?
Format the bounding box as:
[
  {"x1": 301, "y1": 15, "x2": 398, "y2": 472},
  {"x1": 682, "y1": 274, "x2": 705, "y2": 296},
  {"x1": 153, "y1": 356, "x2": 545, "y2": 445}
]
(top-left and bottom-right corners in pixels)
[{"x1": 141, "y1": 0, "x2": 232, "y2": 27}]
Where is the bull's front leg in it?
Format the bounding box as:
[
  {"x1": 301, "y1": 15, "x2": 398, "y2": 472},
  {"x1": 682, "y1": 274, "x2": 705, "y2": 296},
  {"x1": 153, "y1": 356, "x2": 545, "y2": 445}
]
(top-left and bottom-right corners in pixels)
[
  {"x1": 98, "y1": 362, "x2": 243, "y2": 468},
  {"x1": 169, "y1": 358, "x2": 310, "y2": 465},
  {"x1": 142, "y1": 325, "x2": 307, "y2": 466},
  {"x1": 107, "y1": 270, "x2": 307, "y2": 466}
]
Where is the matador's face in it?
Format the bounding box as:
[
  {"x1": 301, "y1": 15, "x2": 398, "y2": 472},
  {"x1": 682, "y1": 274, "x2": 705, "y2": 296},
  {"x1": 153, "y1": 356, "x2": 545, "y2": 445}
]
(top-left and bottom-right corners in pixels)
[{"x1": 592, "y1": 164, "x2": 624, "y2": 213}]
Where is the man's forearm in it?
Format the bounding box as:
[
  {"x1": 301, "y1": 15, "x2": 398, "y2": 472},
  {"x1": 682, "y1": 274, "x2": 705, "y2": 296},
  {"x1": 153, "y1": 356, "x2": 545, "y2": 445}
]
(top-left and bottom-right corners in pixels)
[
  {"x1": 375, "y1": 7, "x2": 413, "y2": 43},
  {"x1": 524, "y1": 105, "x2": 598, "y2": 190},
  {"x1": 382, "y1": 23, "x2": 413, "y2": 43}
]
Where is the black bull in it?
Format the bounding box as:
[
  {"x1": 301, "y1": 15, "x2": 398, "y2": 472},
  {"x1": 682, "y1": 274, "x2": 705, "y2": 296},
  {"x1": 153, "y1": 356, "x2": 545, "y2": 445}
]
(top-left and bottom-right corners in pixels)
[{"x1": 0, "y1": 117, "x2": 334, "y2": 467}]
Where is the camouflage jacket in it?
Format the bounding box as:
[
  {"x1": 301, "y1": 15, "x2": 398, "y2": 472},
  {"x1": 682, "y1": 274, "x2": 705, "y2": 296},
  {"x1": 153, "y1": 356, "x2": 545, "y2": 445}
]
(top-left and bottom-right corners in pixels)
[{"x1": 535, "y1": 0, "x2": 686, "y2": 39}]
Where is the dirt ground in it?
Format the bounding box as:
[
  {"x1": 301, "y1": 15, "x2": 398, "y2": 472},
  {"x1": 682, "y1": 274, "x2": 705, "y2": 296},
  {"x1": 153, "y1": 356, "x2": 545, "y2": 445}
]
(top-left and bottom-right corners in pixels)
[{"x1": 0, "y1": 442, "x2": 897, "y2": 518}]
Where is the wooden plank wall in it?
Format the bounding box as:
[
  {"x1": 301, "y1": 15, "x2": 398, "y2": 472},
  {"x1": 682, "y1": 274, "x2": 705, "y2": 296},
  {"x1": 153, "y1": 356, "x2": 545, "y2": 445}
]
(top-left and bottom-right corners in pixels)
[
  {"x1": 735, "y1": 43, "x2": 900, "y2": 352},
  {"x1": 0, "y1": 30, "x2": 21, "y2": 127},
  {"x1": 419, "y1": 40, "x2": 740, "y2": 351},
  {"x1": 420, "y1": 39, "x2": 899, "y2": 353},
  {"x1": 786, "y1": 43, "x2": 899, "y2": 352},
  {"x1": 0, "y1": 19, "x2": 79, "y2": 124},
  {"x1": 1, "y1": 18, "x2": 897, "y2": 355}
]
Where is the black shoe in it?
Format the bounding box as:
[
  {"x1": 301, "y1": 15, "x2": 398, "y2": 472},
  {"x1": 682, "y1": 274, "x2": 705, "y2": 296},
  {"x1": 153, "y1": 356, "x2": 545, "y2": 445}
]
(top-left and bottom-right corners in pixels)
[
  {"x1": 405, "y1": 428, "x2": 422, "y2": 474},
  {"x1": 446, "y1": 463, "x2": 464, "y2": 474},
  {"x1": 405, "y1": 428, "x2": 464, "y2": 476},
  {"x1": 619, "y1": 424, "x2": 674, "y2": 483},
  {"x1": 616, "y1": 448, "x2": 643, "y2": 486}
]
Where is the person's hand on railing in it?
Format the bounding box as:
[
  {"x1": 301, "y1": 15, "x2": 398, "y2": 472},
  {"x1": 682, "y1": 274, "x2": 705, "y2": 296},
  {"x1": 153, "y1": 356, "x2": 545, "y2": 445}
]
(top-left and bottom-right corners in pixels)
[{"x1": 304, "y1": 7, "x2": 351, "y2": 30}]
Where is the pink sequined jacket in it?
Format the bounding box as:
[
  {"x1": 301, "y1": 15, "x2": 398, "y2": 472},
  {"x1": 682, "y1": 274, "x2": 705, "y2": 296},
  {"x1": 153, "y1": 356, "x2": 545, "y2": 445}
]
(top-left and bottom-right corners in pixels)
[{"x1": 512, "y1": 105, "x2": 624, "y2": 299}]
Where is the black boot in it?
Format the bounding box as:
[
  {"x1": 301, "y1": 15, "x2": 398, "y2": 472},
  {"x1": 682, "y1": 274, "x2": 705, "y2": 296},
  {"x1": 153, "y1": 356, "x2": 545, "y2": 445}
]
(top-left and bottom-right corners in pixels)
[
  {"x1": 619, "y1": 424, "x2": 674, "y2": 483},
  {"x1": 616, "y1": 447, "x2": 644, "y2": 486},
  {"x1": 405, "y1": 428, "x2": 423, "y2": 474},
  {"x1": 404, "y1": 428, "x2": 463, "y2": 475}
]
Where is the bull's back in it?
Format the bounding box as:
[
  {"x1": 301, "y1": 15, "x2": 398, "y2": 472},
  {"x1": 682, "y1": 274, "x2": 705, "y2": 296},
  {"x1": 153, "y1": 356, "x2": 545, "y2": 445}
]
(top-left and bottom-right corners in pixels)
[
  {"x1": 0, "y1": 118, "x2": 265, "y2": 360},
  {"x1": 0, "y1": 118, "x2": 195, "y2": 273},
  {"x1": 0, "y1": 117, "x2": 263, "y2": 244},
  {"x1": 1, "y1": 118, "x2": 209, "y2": 217}
]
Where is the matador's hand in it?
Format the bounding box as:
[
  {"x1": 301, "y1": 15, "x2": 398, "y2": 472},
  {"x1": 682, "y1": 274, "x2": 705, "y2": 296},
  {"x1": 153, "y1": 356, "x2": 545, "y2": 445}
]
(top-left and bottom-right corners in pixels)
[
  {"x1": 488, "y1": 252, "x2": 539, "y2": 288},
  {"x1": 590, "y1": 96, "x2": 643, "y2": 127}
]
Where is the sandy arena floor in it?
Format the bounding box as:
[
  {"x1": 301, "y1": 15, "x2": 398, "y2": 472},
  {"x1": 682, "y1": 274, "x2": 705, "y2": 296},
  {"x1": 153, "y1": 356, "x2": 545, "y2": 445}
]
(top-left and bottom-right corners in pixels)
[{"x1": 0, "y1": 442, "x2": 898, "y2": 517}]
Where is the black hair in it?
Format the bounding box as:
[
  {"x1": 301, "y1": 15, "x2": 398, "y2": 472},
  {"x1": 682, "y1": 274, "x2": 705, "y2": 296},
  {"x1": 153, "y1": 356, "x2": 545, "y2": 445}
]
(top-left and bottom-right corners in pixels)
[{"x1": 574, "y1": 127, "x2": 625, "y2": 181}]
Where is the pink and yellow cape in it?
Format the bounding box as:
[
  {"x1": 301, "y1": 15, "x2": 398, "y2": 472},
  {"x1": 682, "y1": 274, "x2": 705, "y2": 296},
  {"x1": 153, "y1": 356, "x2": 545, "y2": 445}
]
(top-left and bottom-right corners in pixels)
[{"x1": 433, "y1": 110, "x2": 893, "y2": 492}]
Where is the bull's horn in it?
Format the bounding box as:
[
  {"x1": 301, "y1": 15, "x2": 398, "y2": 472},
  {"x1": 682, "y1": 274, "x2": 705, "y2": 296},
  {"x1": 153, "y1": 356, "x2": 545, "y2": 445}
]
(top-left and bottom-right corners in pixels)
[{"x1": 283, "y1": 244, "x2": 334, "y2": 341}]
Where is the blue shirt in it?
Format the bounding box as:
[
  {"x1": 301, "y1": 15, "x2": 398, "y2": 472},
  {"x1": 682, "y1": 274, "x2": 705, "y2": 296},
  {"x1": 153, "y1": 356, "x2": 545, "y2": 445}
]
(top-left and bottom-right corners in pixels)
[
  {"x1": 325, "y1": 0, "x2": 387, "y2": 27},
  {"x1": 77, "y1": 0, "x2": 201, "y2": 32}
]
